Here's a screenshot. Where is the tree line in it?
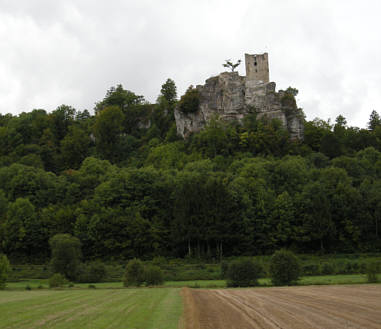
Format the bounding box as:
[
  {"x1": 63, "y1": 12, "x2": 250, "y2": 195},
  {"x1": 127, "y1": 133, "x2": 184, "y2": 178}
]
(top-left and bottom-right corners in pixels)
[{"x1": 0, "y1": 79, "x2": 380, "y2": 262}]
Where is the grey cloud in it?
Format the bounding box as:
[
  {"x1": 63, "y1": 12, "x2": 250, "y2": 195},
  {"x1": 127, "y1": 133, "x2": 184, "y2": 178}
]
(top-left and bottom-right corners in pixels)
[{"x1": 0, "y1": 0, "x2": 379, "y2": 128}]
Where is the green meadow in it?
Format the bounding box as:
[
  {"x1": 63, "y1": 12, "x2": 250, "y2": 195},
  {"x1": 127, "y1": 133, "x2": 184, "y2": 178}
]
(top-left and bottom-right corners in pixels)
[{"x1": 0, "y1": 288, "x2": 182, "y2": 329}]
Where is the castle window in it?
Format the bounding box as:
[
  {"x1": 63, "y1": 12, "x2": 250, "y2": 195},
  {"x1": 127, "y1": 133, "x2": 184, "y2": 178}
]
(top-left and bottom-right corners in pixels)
[{"x1": 254, "y1": 61, "x2": 257, "y2": 66}]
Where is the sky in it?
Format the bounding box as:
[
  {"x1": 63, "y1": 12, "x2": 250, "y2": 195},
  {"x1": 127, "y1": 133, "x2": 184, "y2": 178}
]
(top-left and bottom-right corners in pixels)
[{"x1": 0, "y1": 0, "x2": 380, "y2": 128}]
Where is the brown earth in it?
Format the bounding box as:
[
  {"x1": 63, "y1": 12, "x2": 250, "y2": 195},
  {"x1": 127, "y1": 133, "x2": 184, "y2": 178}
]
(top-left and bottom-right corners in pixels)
[{"x1": 182, "y1": 285, "x2": 381, "y2": 329}]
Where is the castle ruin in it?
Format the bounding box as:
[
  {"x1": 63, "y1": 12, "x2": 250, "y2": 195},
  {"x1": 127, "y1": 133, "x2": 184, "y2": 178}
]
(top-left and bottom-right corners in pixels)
[{"x1": 174, "y1": 53, "x2": 304, "y2": 140}]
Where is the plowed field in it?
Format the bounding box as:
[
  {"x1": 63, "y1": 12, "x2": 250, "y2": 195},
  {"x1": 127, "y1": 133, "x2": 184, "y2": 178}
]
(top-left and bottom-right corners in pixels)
[{"x1": 182, "y1": 285, "x2": 381, "y2": 329}]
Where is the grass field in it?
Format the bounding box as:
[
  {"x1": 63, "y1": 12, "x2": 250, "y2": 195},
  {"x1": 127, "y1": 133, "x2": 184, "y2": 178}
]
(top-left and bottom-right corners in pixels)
[
  {"x1": 2, "y1": 274, "x2": 381, "y2": 329},
  {"x1": 0, "y1": 288, "x2": 182, "y2": 329}
]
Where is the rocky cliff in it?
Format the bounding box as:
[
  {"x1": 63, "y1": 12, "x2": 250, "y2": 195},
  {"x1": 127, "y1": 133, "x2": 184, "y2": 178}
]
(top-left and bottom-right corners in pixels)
[{"x1": 175, "y1": 71, "x2": 304, "y2": 140}]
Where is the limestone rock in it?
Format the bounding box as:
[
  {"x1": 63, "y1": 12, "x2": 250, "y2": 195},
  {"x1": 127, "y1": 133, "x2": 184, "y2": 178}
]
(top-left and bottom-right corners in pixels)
[{"x1": 175, "y1": 71, "x2": 304, "y2": 140}]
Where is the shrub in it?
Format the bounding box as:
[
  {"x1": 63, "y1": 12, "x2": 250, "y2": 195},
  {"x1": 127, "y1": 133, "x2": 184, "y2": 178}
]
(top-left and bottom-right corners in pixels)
[
  {"x1": 366, "y1": 262, "x2": 379, "y2": 283},
  {"x1": 78, "y1": 261, "x2": 107, "y2": 283},
  {"x1": 152, "y1": 256, "x2": 167, "y2": 266},
  {"x1": 302, "y1": 264, "x2": 321, "y2": 276},
  {"x1": 124, "y1": 259, "x2": 145, "y2": 287},
  {"x1": 270, "y1": 249, "x2": 301, "y2": 286},
  {"x1": 49, "y1": 234, "x2": 82, "y2": 281},
  {"x1": 321, "y1": 263, "x2": 336, "y2": 275},
  {"x1": 88, "y1": 284, "x2": 96, "y2": 289},
  {"x1": 226, "y1": 259, "x2": 263, "y2": 287},
  {"x1": 220, "y1": 261, "x2": 229, "y2": 279},
  {"x1": 25, "y1": 284, "x2": 32, "y2": 290},
  {"x1": 178, "y1": 86, "x2": 200, "y2": 114},
  {"x1": 49, "y1": 273, "x2": 67, "y2": 288},
  {"x1": 144, "y1": 265, "x2": 164, "y2": 286},
  {"x1": 0, "y1": 254, "x2": 11, "y2": 289}
]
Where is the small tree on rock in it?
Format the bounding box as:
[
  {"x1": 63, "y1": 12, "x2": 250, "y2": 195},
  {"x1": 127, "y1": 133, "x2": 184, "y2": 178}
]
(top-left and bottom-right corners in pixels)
[{"x1": 223, "y1": 59, "x2": 241, "y2": 72}]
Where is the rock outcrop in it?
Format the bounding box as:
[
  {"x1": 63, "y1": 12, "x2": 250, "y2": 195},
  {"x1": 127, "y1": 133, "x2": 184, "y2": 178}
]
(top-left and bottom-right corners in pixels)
[{"x1": 175, "y1": 54, "x2": 304, "y2": 140}]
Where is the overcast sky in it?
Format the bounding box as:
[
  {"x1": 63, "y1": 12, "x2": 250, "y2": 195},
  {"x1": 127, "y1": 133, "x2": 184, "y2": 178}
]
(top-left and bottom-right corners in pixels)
[{"x1": 0, "y1": 0, "x2": 380, "y2": 127}]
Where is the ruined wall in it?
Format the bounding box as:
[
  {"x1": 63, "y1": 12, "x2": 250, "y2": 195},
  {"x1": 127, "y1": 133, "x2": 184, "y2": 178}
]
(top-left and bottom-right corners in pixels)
[
  {"x1": 245, "y1": 53, "x2": 269, "y2": 84},
  {"x1": 175, "y1": 54, "x2": 304, "y2": 140}
]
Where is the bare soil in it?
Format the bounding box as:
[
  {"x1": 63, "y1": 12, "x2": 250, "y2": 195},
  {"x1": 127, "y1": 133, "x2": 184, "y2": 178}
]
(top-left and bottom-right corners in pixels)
[{"x1": 182, "y1": 284, "x2": 381, "y2": 329}]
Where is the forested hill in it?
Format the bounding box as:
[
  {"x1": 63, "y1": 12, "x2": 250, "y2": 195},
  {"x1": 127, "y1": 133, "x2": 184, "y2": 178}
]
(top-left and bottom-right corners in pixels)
[{"x1": 0, "y1": 80, "x2": 381, "y2": 262}]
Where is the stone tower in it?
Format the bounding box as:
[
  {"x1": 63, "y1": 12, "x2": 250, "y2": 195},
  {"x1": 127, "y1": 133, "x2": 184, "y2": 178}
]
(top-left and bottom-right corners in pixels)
[{"x1": 245, "y1": 53, "x2": 269, "y2": 84}]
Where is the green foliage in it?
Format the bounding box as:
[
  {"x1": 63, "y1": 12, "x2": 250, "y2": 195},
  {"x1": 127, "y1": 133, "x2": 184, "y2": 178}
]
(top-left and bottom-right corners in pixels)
[
  {"x1": 93, "y1": 106, "x2": 124, "y2": 162},
  {"x1": 366, "y1": 262, "x2": 379, "y2": 283},
  {"x1": 368, "y1": 110, "x2": 381, "y2": 131},
  {"x1": 95, "y1": 84, "x2": 145, "y2": 114},
  {"x1": 270, "y1": 250, "x2": 301, "y2": 286},
  {"x1": 1, "y1": 81, "x2": 381, "y2": 263},
  {"x1": 220, "y1": 261, "x2": 229, "y2": 279},
  {"x1": 78, "y1": 261, "x2": 107, "y2": 283},
  {"x1": 49, "y1": 234, "x2": 82, "y2": 281},
  {"x1": 160, "y1": 78, "x2": 177, "y2": 104},
  {"x1": 49, "y1": 273, "x2": 67, "y2": 288},
  {"x1": 144, "y1": 265, "x2": 164, "y2": 286},
  {"x1": 124, "y1": 259, "x2": 145, "y2": 287},
  {"x1": 178, "y1": 86, "x2": 200, "y2": 114},
  {"x1": 222, "y1": 59, "x2": 241, "y2": 72},
  {"x1": 0, "y1": 254, "x2": 11, "y2": 289},
  {"x1": 226, "y1": 259, "x2": 263, "y2": 287}
]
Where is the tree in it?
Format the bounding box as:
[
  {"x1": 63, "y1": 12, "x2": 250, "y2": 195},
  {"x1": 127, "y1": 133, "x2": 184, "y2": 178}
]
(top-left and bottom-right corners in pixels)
[
  {"x1": 0, "y1": 254, "x2": 11, "y2": 289},
  {"x1": 223, "y1": 59, "x2": 241, "y2": 72},
  {"x1": 124, "y1": 258, "x2": 145, "y2": 286},
  {"x1": 368, "y1": 110, "x2": 381, "y2": 131},
  {"x1": 50, "y1": 105, "x2": 76, "y2": 142},
  {"x1": 144, "y1": 265, "x2": 164, "y2": 286},
  {"x1": 269, "y1": 249, "x2": 300, "y2": 286},
  {"x1": 178, "y1": 86, "x2": 200, "y2": 114},
  {"x1": 160, "y1": 78, "x2": 177, "y2": 105},
  {"x1": 60, "y1": 125, "x2": 91, "y2": 169},
  {"x1": 95, "y1": 84, "x2": 144, "y2": 114},
  {"x1": 49, "y1": 234, "x2": 82, "y2": 281},
  {"x1": 226, "y1": 259, "x2": 263, "y2": 287},
  {"x1": 93, "y1": 106, "x2": 124, "y2": 162},
  {"x1": 301, "y1": 182, "x2": 335, "y2": 252},
  {"x1": 4, "y1": 197, "x2": 42, "y2": 258}
]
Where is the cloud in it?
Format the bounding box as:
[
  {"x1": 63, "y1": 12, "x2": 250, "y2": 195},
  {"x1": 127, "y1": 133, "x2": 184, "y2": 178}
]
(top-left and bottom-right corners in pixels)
[{"x1": 0, "y1": 0, "x2": 379, "y2": 128}]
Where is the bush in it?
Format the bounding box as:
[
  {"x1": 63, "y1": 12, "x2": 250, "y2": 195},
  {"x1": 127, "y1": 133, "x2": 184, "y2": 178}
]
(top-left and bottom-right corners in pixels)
[
  {"x1": 144, "y1": 265, "x2": 164, "y2": 286},
  {"x1": 226, "y1": 259, "x2": 263, "y2": 287},
  {"x1": 270, "y1": 249, "x2": 301, "y2": 286},
  {"x1": 178, "y1": 86, "x2": 200, "y2": 114},
  {"x1": 220, "y1": 261, "x2": 229, "y2": 279},
  {"x1": 49, "y1": 273, "x2": 67, "y2": 288},
  {"x1": 78, "y1": 261, "x2": 107, "y2": 283},
  {"x1": 366, "y1": 262, "x2": 379, "y2": 283},
  {"x1": 321, "y1": 263, "x2": 336, "y2": 275},
  {"x1": 49, "y1": 234, "x2": 82, "y2": 281},
  {"x1": 302, "y1": 264, "x2": 321, "y2": 276},
  {"x1": 152, "y1": 256, "x2": 167, "y2": 266},
  {"x1": 0, "y1": 254, "x2": 11, "y2": 289},
  {"x1": 124, "y1": 259, "x2": 145, "y2": 287}
]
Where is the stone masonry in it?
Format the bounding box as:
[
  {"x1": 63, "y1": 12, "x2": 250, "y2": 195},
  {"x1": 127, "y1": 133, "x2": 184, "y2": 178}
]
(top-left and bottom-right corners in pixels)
[{"x1": 175, "y1": 53, "x2": 304, "y2": 140}]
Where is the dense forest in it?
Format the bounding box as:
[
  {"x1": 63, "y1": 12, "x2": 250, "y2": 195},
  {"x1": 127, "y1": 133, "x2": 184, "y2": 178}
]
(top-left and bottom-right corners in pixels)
[{"x1": 0, "y1": 79, "x2": 380, "y2": 262}]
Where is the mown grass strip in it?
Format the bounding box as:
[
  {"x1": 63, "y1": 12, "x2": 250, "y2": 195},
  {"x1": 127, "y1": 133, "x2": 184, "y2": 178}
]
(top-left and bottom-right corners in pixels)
[{"x1": 0, "y1": 288, "x2": 182, "y2": 329}]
